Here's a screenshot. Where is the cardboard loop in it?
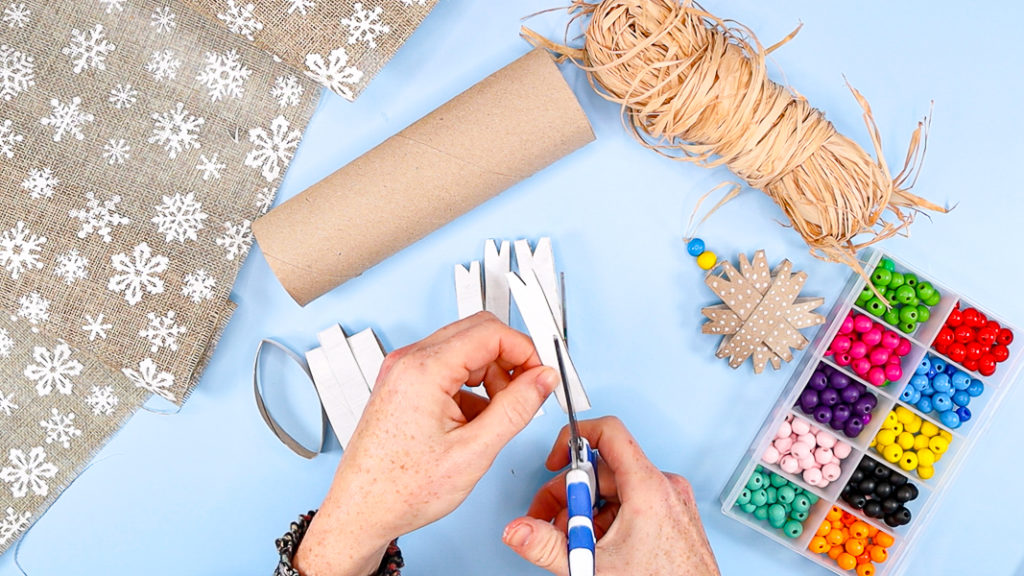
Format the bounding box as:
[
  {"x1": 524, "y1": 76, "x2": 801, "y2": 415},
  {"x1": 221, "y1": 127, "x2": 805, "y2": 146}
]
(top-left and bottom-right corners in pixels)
[{"x1": 253, "y1": 338, "x2": 327, "y2": 459}]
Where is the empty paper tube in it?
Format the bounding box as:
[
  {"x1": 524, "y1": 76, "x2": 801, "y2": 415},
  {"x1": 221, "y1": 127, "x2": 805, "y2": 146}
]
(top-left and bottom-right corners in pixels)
[{"x1": 252, "y1": 48, "x2": 595, "y2": 306}]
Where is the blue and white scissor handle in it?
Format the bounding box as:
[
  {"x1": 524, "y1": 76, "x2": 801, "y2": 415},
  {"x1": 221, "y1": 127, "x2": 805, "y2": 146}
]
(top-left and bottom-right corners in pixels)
[{"x1": 566, "y1": 438, "x2": 599, "y2": 576}]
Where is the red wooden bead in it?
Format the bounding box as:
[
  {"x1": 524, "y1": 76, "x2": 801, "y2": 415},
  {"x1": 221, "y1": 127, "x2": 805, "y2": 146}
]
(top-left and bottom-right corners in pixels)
[
  {"x1": 986, "y1": 320, "x2": 1002, "y2": 332},
  {"x1": 970, "y1": 309, "x2": 988, "y2": 328},
  {"x1": 963, "y1": 358, "x2": 980, "y2": 372},
  {"x1": 966, "y1": 341, "x2": 987, "y2": 361},
  {"x1": 977, "y1": 327, "x2": 998, "y2": 347},
  {"x1": 997, "y1": 328, "x2": 1015, "y2": 346},
  {"x1": 961, "y1": 308, "x2": 979, "y2": 327},
  {"x1": 992, "y1": 344, "x2": 1010, "y2": 363},
  {"x1": 946, "y1": 308, "x2": 963, "y2": 327},
  {"x1": 934, "y1": 328, "x2": 955, "y2": 349},
  {"x1": 947, "y1": 342, "x2": 967, "y2": 363},
  {"x1": 978, "y1": 354, "x2": 997, "y2": 376},
  {"x1": 954, "y1": 326, "x2": 975, "y2": 344}
]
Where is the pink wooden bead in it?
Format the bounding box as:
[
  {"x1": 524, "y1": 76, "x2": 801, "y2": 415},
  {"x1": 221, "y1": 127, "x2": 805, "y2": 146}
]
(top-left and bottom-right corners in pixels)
[
  {"x1": 798, "y1": 455, "x2": 817, "y2": 471},
  {"x1": 762, "y1": 445, "x2": 781, "y2": 464},
  {"x1": 833, "y1": 441, "x2": 852, "y2": 459},
  {"x1": 869, "y1": 348, "x2": 890, "y2": 366},
  {"x1": 803, "y1": 467, "x2": 823, "y2": 485},
  {"x1": 849, "y1": 341, "x2": 868, "y2": 359},
  {"x1": 867, "y1": 367, "x2": 887, "y2": 387},
  {"x1": 895, "y1": 337, "x2": 913, "y2": 356},
  {"x1": 791, "y1": 418, "x2": 810, "y2": 435},
  {"x1": 852, "y1": 357, "x2": 872, "y2": 377},
  {"x1": 780, "y1": 455, "x2": 799, "y2": 474},
  {"x1": 777, "y1": 420, "x2": 792, "y2": 438},
  {"x1": 774, "y1": 437, "x2": 794, "y2": 453},
  {"x1": 885, "y1": 364, "x2": 903, "y2": 382},
  {"x1": 880, "y1": 331, "x2": 901, "y2": 350},
  {"x1": 822, "y1": 463, "x2": 842, "y2": 482},
  {"x1": 831, "y1": 335, "x2": 852, "y2": 355},
  {"x1": 814, "y1": 447, "x2": 834, "y2": 466},
  {"x1": 853, "y1": 314, "x2": 874, "y2": 333},
  {"x1": 797, "y1": 433, "x2": 816, "y2": 448},
  {"x1": 839, "y1": 314, "x2": 855, "y2": 334},
  {"x1": 835, "y1": 352, "x2": 852, "y2": 367},
  {"x1": 815, "y1": 431, "x2": 837, "y2": 449},
  {"x1": 887, "y1": 354, "x2": 902, "y2": 365},
  {"x1": 791, "y1": 441, "x2": 813, "y2": 460},
  {"x1": 861, "y1": 327, "x2": 883, "y2": 347}
]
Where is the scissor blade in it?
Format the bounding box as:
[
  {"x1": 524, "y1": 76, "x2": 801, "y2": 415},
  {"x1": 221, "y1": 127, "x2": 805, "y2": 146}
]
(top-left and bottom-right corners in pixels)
[{"x1": 553, "y1": 335, "x2": 581, "y2": 469}]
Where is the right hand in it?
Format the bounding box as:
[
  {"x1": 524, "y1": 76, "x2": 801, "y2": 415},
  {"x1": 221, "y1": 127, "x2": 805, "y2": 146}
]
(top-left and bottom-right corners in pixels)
[{"x1": 502, "y1": 416, "x2": 720, "y2": 575}]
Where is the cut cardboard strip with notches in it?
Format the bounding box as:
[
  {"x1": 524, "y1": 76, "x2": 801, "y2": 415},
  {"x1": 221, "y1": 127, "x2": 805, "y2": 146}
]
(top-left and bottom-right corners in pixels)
[{"x1": 306, "y1": 325, "x2": 386, "y2": 449}]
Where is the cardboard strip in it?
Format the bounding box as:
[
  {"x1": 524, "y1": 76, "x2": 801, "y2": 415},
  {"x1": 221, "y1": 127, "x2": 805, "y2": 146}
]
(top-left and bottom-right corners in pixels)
[
  {"x1": 455, "y1": 261, "x2": 484, "y2": 319},
  {"x1": 252, "y1": 49, "x2": 595, "y2": 306},
  {"x1": 252, "y1": 339, "x2": 327, "y2": 459},
  {"x1": 305, "y1": 346, "x2": 360, "y2": 450},
  {"x1": 514, "y1": 238, "x2": 563, "y2": 335},
  {"x1": 347, "y1": 328, "x2": 387, "y2": 392},
  {"x1": 484, "y1": 240, "x2": 511, "y2": 324}
]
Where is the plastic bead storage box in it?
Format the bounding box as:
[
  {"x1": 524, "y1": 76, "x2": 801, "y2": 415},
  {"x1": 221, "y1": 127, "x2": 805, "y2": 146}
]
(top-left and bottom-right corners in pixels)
[{"x1": 720, "y1": 249, "x2": 1022, "y2": 576}]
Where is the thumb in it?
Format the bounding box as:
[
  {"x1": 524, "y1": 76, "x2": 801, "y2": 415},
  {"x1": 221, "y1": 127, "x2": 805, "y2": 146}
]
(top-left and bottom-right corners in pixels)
[
  {"x1": 503, "y1": 517, "x2": 569, "y2": 576},
  {"x1": 462, "y1": 365, "x2": 559, "y2": 454}
]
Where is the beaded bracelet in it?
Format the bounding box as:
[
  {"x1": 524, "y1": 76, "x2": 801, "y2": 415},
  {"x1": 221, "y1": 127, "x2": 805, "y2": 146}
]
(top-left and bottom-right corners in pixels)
[{"x1": 274, "y1": 510, "x2": 404, "y2": 576}]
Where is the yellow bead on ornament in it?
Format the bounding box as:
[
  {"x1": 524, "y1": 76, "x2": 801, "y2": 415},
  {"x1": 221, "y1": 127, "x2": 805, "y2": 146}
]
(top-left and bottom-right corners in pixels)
[{"x1": 697, "y1": 251, "x2": 717, "y2": 270}]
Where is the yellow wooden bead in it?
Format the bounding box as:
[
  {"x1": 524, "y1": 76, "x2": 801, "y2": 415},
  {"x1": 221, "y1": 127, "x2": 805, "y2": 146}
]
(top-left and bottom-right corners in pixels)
[
  {"x1": 917, "y1": 465, "x2": 935, "y2": 480},
  {"x1": 897, "y1": 432, "x2": 915, "y2": 451},
  {"x1": 913, "y1": 434, "x2": 931, "y2": 451},
  {"x1": 895, "y1": 406, "x2": 914, "y2": 424},
  {"x1": 904, "y1": 416, "x2": 922, "y2": 435},
  {"x1": 882, "y1": 443, "x2": 903, "y2": 463},
  {"x1": 884, "y1": 412, "x2": 898, "y2": 429},
  {"x1": 920, "y1": 420, "x2": 939, "y2": 437},
  {"x1": 875, "y1": 429, "x2": 895, "y2": 447},
  {"x1": 939, "y1": 430, "x2": 953, "y2": 442},
  {"x1": 899, "y1": 451, "x2": 919, "y2": 472},
  {"x1": 697, "y1": 251, "x2": 717, "y2": 270},
  {"x1": 870, "y1": 436, "x2": 877, "y2": 448},
  {"x1": 916, "y1": 448, "x2": 936, "y2": 467},
  {"x1": 891, "y1": 422, "x2": 904, "y2": 436},
  {"x1": 929, "y1": 436, "x2": 949, "y2": 455}
]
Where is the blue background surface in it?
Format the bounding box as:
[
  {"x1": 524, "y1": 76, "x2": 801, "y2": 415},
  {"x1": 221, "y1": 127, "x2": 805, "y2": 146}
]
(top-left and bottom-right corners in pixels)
[{"x1": 3, "y1": 1, "x2": 1024, "y2": 574}]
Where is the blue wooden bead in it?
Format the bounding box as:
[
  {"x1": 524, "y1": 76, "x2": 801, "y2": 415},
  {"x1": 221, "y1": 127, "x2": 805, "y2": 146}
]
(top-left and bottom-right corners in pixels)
[
  {"x1": 932, "y1": 393, "x2": 953, "y2": 412},
  {"x1": 900, "y1": 385, "x2": 915, "y2": 402},
  {"x1": 931, "y1": 358, "x2": 948, "y2": 373},
  {"x1": 940, "y1": 410, "x2": 962, "y2": 429},
  {"x1": 919, "y1": 379, "x2": 935, "y2": 395},
  {"x1": 909, "y1": 388, "x2": 922, "y2": 404},
  {"x1": 910, "y1": 374, "x2": 929, "y2": 391},
  {"x1": 951, "y1": 371, "x2": 972, "y2": 390},
  {"x1": 916, "y1": 396, "x2": 933, "y2": 414},
  {"x1": 686, "y1": 238, "x2": 706, "y2": 257},
  {"x1": 946, "y1": 363, "x2": 958, "y2": 375},
  {"x1": 952, "y1": 390, "x2": 971, "y2": 408},
  {"x1": 932, "y1": 373, "x2": 952, "y2": 394},
  {"x1": 967, "y1": 379, "x2": 985, "y2": 397},
  {"x1": 956, "y1": 406, "x2": 972, "y2": 422},
  {"x1": 916, "y1": 357, "x2": 931, "y2": 375}
]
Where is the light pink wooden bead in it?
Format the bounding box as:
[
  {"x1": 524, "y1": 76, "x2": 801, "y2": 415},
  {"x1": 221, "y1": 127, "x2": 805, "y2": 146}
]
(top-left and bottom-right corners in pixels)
[
  {"x1": 803, "y1": 467, "x2": 823, "y2": 485},
  {"x1": 815, "y1": 431, "x2": 837, "y2": 449},
  {"x1": 780, "y1": 455, "x2": 799, "y2": 474},
  {"x1": 822, "y1": 463, "x2": 842, "y2": 482},
  {"x1": 762, "y1": 445, "x2": 781, "y2": 464},
  {"x1": 814, "y1": 447, "x2": 834, "y2": 466},
  {"x1": 798, "y1": 455, "x2": 817, "y2": 471},
  {"x1": 791, "y1": 441, "x2": 813, "y2": 460},
  {"x1": 774, "y1": 437, "x2": 794, "y2": 453},
  {"x1": 777, "y1": 420, "x2": 792, "y2": 438},
  {"x1": 791, "y1": 418, "x2": 811, "y2": 435},
  {"x1": 797, "y1": 433, "x2": 816, "y2": 448},
  {"x1": 833, "y1": 441, "x2": 852, "y2": 459}
]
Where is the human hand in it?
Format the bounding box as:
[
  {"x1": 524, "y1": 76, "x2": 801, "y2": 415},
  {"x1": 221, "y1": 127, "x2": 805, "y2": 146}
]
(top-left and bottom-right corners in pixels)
[
  {"x1": 503, "y1": 416, "x2": 720, "y2": 576},
  {"x1": 295, "y1": 312, "x2": 560, "y2": 576}
]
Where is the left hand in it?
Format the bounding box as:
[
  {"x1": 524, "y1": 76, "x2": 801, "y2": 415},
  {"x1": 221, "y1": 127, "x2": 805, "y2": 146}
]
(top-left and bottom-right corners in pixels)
[{"x1": 295, "y1": 312, "x2": 560, "y2": 576}]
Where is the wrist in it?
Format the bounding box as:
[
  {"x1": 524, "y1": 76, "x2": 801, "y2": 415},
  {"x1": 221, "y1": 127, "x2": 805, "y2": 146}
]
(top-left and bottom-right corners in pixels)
[{"x1": 294, "y1": 508, "x2": 392, "y2": 576}]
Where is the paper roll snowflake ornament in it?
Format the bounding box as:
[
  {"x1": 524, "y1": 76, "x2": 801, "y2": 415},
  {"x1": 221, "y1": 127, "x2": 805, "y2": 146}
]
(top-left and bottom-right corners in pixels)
[{"x1": 701, "y1": 250, "x2": 825, "y2": 373}]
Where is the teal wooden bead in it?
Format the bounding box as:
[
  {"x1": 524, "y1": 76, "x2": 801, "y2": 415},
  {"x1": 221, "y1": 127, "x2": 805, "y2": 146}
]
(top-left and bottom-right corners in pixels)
[
  {"x1": 751, "y1": 488, "x2": 768, "y2": 507},
  {"x1": 746, "y1": 472, "x2": 765, "y2": 490},
  {"x1": 753, "y1": 505, "x2": 769, "y2": 521},
  {"x1": 789, "y1": 509, "x2": 809, "y2": 522},
  {"x1": 686, "y1": 238, "x2": 705, "y2": 257},
  {"x1": 770, "y1": 473, "x2": 788, "y2": 487},
  {"x1": 881, "y1": 259, "x2": 896, "y2": 272},
  {"x1": 805, "y1": 492, "x2": 819, "y2": 505},
  {"x1": 871, "y1": 268, "x2": 892, "y2": 287},
  {"x1": 777, "y1": 485, "x2": 796, "y2": 504},
  {"x1": 888, "y1": 272, "x2": 905, "y2": 288},
  {"x1": 783, "y1": 519, "x2": 804, "y2": 539},
  {"x1": 899, "y1": 306, "x2": 919, "y2": 324},
  {"x1": 736, "y1": 488, "x2": 751, "y2": 506},
  {"x1": 791, "y1": 494, "x2": 811, "y2": 513},
  {"x1": 768, "y1": 504, "x2": 788, "y2": 528},
  {"x1": 741, "y1": 502, "x2": 757, "y2": 514},
  {"x1": 766, "y1": 486, "x2": 777, "y2": 504}
]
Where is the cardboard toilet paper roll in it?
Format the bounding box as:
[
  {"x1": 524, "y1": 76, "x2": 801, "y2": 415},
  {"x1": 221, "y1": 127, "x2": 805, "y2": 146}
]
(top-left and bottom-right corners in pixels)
[{"x1": 252, "y1": 48, "x2": 595, "y2": 306}]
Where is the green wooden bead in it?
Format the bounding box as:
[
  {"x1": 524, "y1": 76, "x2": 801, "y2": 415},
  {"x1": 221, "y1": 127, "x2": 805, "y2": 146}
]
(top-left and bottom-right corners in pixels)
[
  {"x1": 888, "y1": 271, "x2": 905, "y2": 289},
  {"x1": 915, "y1": 281, "x2": 936, "y2": 301},
  {"x1": 899, "y1": 320, "x2": 917, "y2": 334},
  {"x1": 865, "y1": 297, "x2": 887, "y2": 317},
  {"x1": 871, "y1": 268, "x2": 892, "y2": 287},
  {"x1": 751, "y1": 488, "x2": 768, "y2": 507},
  {"x1": 904, "y1": 273, "x2": 918, "y2": 287},
  {"x1": 916, "y1": 305, "x2": 931, "y2": 323},
  {"x1": 883, "y1": 308, "x2": 900, "y2": 326},
  {"x1": 899, "y1": 306, "x2": 919, "y2": 323},
  {"x1": 924, "y1": 291, "x2": 942, "y2": 307},
  {"x1": 736, "y1": 488, "x2": 751, "y2": 506},
  {"x1": 753, "y1": 505, "x2": 769, "y2": 521},
  {"x1": 895, "y1": 285, "x2": 916, "y2": 304},
  {"x1": 910, "y1": 296, "x2": 921, "y2": 307},
  {"x1": 881, "y1": 259, "x2": 896, "y2": 272},
  {"x1": 791, "y1": 494, "x2": 811, "y2": 513},
  {"x1": 777, "y1": 485, "x2": 796, "y2": 504},
  {"x1": 766, "y1": 486, "x2": 777, "y2": 504},
  {"x1": 741, "y1": 502, "x2": 756, "y2": 514},
  {"x1": 768, "y1": 504, "x2": 788, "y2": 528},
  {"x1": 783, "y1": 519, "x2": 804, "y2": 539},
  {"x1": 857, "y1": 285, "x2": 874, "y2": 305}
]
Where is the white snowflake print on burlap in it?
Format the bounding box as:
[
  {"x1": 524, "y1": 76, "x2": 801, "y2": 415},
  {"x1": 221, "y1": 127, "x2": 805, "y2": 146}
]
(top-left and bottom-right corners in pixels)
[
  {"x1": 39, "y1": 408, "x2": 81, "y2": 449},
  {"x1": 284, "y1": 0, "x2": 314, "y2": 15},
  {"x1": 340, "y1": 4, "x2": 390, "y2": 49},
  {"x1": 255, "y1": 187, "x2": 273, "y2": 214},
  {"x1": 181, "y1": 269, "x2": 215, "y2": 303},
  {"x1": 53, "y1": 249, "x2": 88, "y2": 284},
  {"x1": 152, "y1": 192, "x2": 207, "y2": 243},
  {"x1": 40, "y1": 96, "x2": 94, "y2": 142},
  {"x1": 245, "y1": 115, "x2": 301, "y2": 182},
  {"x1": 149, "y1": 102, "x2": 203, "y2": 159},
  {"x1": 62, "y1": 24, "x2": 116, "y2": 74},
  {"x1": 98, "y1": 0, "x2": 125, "y2": 14},
  {"x1": 270, "y1": 75, "x2": 303, "y2": 108},
  {"x1": 0, "y1": 221, "x2": 45, "y2": 280},
  {"x1": 20, "y1": 167, "x2": 57, "y2": 199},
  {"x1": 216, "y1": 220, "x2": 252, "y2": 261},
  {"x1": 139, "y1": 310, "x2": 185, "y2": 353},
  {"x1": 70, "y1": 191, "x2": 130, "y2": 242},
  {"x1": 15, "y1": 293, "x2": 49, "y2": 330},
  {"x1": 0, "y1": 507, "x2": 30, "y2": 547},
  {"x1": 0, "y1": 447, "x2": 57, "y2": 498},
  {"x1": 196, "y1": 153, "x2": 225, "y2": 180},
  {"x1": 0, "y1": 45, "x2": 34, "y2": 101},
  {"x1": 0, "y1": 391, "x2": 17, "y2": 416},
  {"x1": 102, "y1": 138, "x2": 130, "y2": 165},
  {"x1": 107, "y1": 242, "x2": 168, "y2": 305},
  {"x1": 0, "y1": 328, "x2": 12, "y2": 357},
  {"x1": 145, "y1": 49, "x2": 182, "y2": 82},
  {"x1": 150, "y1": 6, "x2": 175, "y2": 33},
  {"x1": 122, "y1": 358, "x2": 175, "y2": 401},
  {"x1": 2, "y1": 3, "x2": 29, "y2": 28},
  {"x1": 108, "y1": 83, "x2": 138, "y2": 109},
  {"x1": 24, "y1": 342, "x2": 82, "y2": 396},
  {"x1": 398, "y1": 0, "x2": 428, "y2": 5},
  {"x1": 305, "y1": 47, "x2": 364, "y2": 101},
  {"x1": 84, "y1": 385, "x2": 119, "y2": 416},
  {"x1": 218, "y1": 0, "x2": 263, "y2": 41},
  {"x1": 197, "y1": 49, "x2": 251, "y2": 102},
  {"x1": 0, "y1": 118, "x2": 23, "y2": 158},
  {"x1": 81, "y1": 314, "x2": 111, "y2": 341}
]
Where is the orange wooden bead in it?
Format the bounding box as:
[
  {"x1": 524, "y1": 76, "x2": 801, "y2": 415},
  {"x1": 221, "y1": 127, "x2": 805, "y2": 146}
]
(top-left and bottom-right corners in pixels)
[
  {"x1": 856, "y1": 552, "x2": 871, "y2": 565},
  {"x1": 869, "y1": 545, "x2": 889, "y2": 563},
  {"x1": 874, "y1": 531, "x2": 895, "y2": 548},
  {"x1": 831, "y1": 520, "x2": 844, "y2": 531},
  {"x1": 827, "y1": 506, "x2": 842, "y2": 522},
  {"x1": 837, "y1": 552, "x2": 858, "y2": 571},
  {"x1": 809, "y1": 536, "x2": 830, "y2": 554},
  {"x1": 816, "y1": 521, "x2": 832, "y2": 537},
  {"x1": 857, "y1": 563, "x2": 876, "y2": 576},
  {"x1": 841, "y1": 511, "x2": 857, "y2": 526},
  {"x1": 828, "y1": 545, "x2": 844, "y2": 560},
  {"x1": 827, "y1": 529, "x2": 846, "y2": 546},
  {"x1": 867, "y1": 525, "x2": 879, "y2": 538},
  {"x1": 850, "y1": 521, "x2": 871, "y2": 540},
  {"x1": 845, "y1": 538, "x2": 865, "y2": 556}
]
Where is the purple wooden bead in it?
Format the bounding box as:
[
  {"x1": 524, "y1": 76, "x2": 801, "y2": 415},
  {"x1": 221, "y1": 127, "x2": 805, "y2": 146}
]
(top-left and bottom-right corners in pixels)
[
  {"x1": 831, "y1": 403, "x2": 852, "y2": 424},
  {"x1": 840, "y1": 385, "x2": 861, "y2": 404},
  {"x1": 828, "y1": 372, "x2": 850, "y2": 389},
  {"x1": 848, "y1": 381, "x2": 867, "y2": 396},
  {"x1": 808, "y1": 371, "x2": 828, "y2": 391},
  {"x1": 819, "y1": 387, "x2": 840, "y2": 407},
  {"x1": 853, "y1": 394, "x2": 877, "y2": 415},
  {"x1": 859, "y1": 412, "x2": 872, "y2": 425},
  {"x1": 844, "y1": 417, "x2": 864, "y2": 438},
  {"x1": 799, "y1": 388, "x2": 820, "y2": 411},
  {"x1": 814, "y1": 405, "x2": 833, "y2": 424},
  {"x1": 820, "y1": 363, "x2": 835, "y2": 376}
]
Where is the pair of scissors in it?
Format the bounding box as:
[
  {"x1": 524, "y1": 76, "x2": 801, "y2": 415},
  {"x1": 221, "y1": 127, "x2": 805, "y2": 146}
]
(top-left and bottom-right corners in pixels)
[{"x1": 553, "y1": 336, "x2": 599, "y2": 576}]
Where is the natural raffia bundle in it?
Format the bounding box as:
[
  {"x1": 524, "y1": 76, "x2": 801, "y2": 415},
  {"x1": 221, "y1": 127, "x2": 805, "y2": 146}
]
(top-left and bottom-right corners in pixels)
[{"x1": 524, "y1": 0, "x2": 946, "y2": 274}]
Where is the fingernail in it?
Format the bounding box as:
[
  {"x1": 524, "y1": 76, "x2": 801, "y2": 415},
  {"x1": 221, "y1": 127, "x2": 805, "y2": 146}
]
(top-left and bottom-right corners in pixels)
[
  {"x1": 537, "y1": 367, "x2": 559, "y2": 393},
  {"x1": 504, "y1": 523, "x2": 533, "y2": 547}
]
